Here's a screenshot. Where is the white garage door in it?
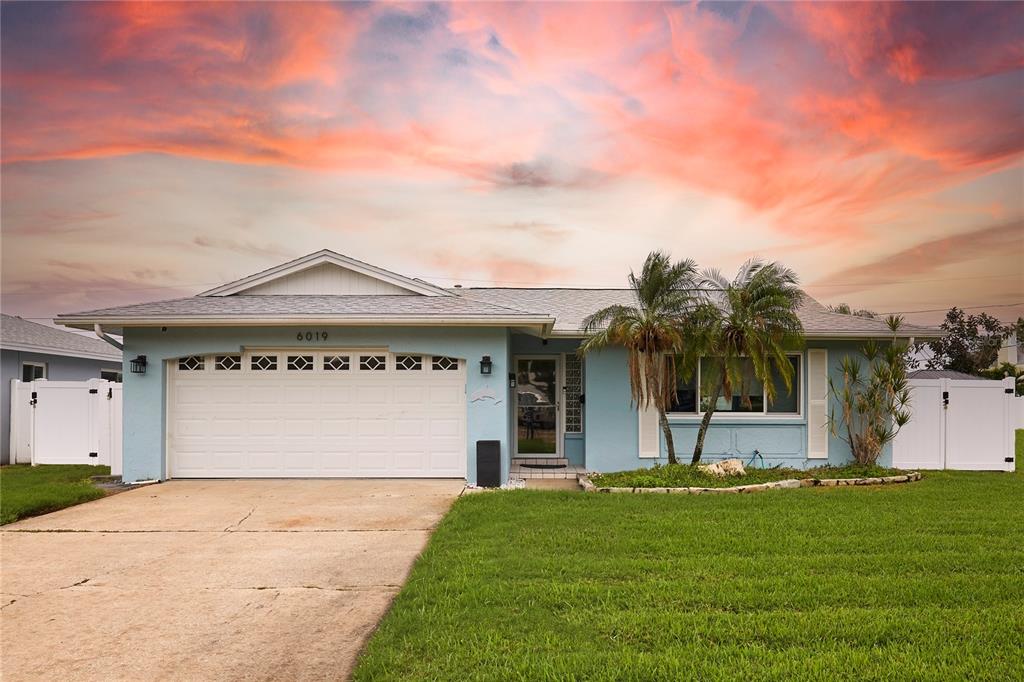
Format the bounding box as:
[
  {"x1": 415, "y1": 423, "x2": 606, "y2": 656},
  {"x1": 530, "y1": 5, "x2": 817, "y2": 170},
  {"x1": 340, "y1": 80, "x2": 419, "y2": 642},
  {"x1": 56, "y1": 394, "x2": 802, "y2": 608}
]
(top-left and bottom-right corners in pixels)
[{"x1": 168, "y1": 350, "x2": 466, "y2": 478}]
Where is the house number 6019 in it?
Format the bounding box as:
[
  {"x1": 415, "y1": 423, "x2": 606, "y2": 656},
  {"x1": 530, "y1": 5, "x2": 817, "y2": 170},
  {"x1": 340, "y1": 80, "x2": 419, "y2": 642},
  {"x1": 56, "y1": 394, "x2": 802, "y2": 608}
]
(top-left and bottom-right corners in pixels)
[{"x1": 297, "y1": 331, "x2": 328, "y2": 342}]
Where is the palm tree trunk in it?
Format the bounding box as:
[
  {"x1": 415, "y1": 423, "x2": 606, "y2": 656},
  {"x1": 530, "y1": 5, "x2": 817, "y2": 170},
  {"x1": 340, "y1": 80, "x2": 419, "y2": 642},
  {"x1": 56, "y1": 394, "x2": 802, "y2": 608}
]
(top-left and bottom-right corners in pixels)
[
  {"x1": 659, "y1": 409, "x2": 676, "y2": 465},
  {"x1": 691, "y1": 380, "x2": 722, "y2": 465}
]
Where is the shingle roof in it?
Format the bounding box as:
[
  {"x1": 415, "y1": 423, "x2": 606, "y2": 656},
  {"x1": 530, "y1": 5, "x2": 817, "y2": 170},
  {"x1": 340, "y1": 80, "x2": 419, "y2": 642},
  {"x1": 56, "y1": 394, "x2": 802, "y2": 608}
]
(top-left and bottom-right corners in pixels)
[
  {"x1": 908, "y1": 369, "x2": 996, "y2": 381},
  {"x1": 453, "y1": 288, "x2": 941, "y2": 337},
  {"x1": 57, "y1": 295, "x2": 552, "y2": 328},
  {"x1": 56, "y1": 288, "x2": 940, "y2": 339},
  {"x1": 1, "y1": 314, "x2": 121, "y2": 360}
]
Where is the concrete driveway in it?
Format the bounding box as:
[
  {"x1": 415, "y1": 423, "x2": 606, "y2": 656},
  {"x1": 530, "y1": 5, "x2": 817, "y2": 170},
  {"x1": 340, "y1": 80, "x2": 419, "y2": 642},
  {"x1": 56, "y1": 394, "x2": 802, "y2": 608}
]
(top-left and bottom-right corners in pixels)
[{"x1": 0, "y1": 479, "x2": 464, "y2": 681}]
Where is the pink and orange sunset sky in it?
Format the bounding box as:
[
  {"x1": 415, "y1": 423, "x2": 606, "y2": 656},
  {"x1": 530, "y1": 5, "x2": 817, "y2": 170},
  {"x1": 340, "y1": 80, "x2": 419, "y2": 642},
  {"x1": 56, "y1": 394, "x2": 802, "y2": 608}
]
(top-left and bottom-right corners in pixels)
[{"x1": 1, "y1": 1, "x2": 1022, "y2": 325}]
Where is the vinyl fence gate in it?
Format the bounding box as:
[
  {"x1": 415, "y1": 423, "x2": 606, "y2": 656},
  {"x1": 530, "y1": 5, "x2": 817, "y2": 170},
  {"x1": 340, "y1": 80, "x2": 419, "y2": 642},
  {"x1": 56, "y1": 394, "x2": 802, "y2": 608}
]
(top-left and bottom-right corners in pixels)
[
  {"x1": 9, "y1": 378, "x2": 123, "y2": 475},
  {"x1": 892, "y1": 376, "x2": 1015, "y2": 471}
]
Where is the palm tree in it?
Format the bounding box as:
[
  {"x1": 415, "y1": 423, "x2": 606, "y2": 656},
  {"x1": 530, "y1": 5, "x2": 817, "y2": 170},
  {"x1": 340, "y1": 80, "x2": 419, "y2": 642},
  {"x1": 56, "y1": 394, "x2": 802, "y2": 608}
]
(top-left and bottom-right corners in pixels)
[
  {"x1": 578, "y1": 251, "x2": 701, "y2": 465},
  {"x1": 689, "y1": 260, "x2": 805, "y2": 464}
]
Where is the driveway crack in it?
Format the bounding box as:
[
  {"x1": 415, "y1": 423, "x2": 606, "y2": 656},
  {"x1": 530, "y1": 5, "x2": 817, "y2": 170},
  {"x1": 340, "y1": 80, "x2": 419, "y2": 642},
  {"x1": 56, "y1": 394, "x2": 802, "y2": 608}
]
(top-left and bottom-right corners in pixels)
[{"x1": 225, "y1": 506, "x2": 256, "y2": 532}]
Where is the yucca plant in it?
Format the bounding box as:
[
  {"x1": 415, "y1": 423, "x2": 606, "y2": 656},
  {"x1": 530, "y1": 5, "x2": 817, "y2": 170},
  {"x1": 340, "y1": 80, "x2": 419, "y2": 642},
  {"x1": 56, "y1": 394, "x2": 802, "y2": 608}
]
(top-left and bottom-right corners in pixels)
[
  {"x1": 579, "y1": 251, "x2": 701, "y2": 465},
  {"x1": 827, "y1": 315, "x2": 912, "y2": 465}
]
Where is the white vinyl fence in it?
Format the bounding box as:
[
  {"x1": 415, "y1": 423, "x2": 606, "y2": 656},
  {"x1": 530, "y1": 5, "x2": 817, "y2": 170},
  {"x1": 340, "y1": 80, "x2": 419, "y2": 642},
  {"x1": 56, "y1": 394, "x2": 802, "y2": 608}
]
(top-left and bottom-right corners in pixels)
[
  {"x1": 893, "y1": 376, "x2": 1016, "y2": 472},
  {"x1": 9, "y1": 379, "x2": 122, "y2": 475}
]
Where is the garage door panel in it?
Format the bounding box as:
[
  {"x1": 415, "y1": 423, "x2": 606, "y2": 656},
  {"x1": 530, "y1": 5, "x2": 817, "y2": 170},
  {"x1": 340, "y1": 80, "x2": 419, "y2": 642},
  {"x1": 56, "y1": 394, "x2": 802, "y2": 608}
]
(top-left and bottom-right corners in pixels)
[
  {"x1": 321, "y1": 386, "x2": 355, "y2": 404},
  {"x1": 321, "y1": 419, "x2": 354, "y2": 436},
  {"x1": 248, "y1": 386, "x2": 282, "y2": 404},
  {"x1": 284, "y1": 419, "x2": 318, "y2": 436},
  {"x1": 393, "y1": 418, "x2": 426, "y2": 436},
  {"x1": 357, "y1": 385, "x2": 390, "y2": 404},
  {"x1": 429, "y1": 385, "x2": 462, "y2": 405},
  {"x1": 169, "y1": 351, "x2": 467, "y2": 478}
]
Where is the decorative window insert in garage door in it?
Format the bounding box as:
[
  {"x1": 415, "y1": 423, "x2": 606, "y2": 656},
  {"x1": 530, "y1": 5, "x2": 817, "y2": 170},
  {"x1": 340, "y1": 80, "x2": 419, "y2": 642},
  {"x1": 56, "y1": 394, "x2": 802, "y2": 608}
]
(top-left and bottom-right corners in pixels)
[{"x1": 167, "y1": 351, "x2": 467, "y2": 479}]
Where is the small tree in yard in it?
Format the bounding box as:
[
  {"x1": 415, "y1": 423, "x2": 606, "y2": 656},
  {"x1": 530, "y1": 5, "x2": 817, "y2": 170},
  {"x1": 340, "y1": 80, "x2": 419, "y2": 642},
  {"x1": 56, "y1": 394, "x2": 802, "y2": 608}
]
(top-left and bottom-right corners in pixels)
[
  {"x1": 827, "y1": 315, "x2": 912, "y2": 465},
  {"x1": 689, "y1": 260, "x2": 805, "y2": 465},
  {"x1": 579, "y1": 251, "x2": 701, "y2": 465}
]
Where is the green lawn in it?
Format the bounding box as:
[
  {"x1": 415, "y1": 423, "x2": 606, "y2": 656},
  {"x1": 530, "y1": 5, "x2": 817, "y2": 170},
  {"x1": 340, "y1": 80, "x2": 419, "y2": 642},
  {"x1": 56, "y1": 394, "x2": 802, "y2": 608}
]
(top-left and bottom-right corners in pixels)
[
  {"x1": 355, "y1": 465, "x2": 1024, "y2": 680},
  {"x1": 0, "y1": 465, "x2": 110, "y2": 525}
]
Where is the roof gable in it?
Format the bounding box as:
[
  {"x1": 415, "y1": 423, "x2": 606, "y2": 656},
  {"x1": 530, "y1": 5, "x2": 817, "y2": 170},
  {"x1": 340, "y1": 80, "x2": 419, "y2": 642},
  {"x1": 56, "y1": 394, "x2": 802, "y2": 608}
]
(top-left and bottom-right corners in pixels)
[{"x1": 200, "y1": 250, "x2": 452, "y2": 297}]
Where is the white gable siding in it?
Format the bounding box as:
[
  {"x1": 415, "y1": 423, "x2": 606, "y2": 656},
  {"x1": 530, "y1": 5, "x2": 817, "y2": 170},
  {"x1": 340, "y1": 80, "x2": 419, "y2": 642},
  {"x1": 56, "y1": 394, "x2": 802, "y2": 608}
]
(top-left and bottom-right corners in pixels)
[{"x1": 240, "y1": 263, "x2": 414, "y2": 296}]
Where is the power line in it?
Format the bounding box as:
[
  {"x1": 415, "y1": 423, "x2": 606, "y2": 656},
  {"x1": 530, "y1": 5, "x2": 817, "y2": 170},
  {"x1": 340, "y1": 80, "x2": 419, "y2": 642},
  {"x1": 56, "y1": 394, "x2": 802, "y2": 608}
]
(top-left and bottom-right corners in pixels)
[{"x1": 879, "y1": 302, "x2": 1023, "y2": 315}]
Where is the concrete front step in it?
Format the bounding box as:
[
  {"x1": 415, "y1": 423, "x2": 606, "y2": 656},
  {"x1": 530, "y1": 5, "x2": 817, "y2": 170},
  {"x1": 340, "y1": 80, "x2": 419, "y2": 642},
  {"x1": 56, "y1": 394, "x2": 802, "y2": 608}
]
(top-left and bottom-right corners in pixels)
[{"x1": 511, "y1": 457, "x2": 570, "y2": 467}]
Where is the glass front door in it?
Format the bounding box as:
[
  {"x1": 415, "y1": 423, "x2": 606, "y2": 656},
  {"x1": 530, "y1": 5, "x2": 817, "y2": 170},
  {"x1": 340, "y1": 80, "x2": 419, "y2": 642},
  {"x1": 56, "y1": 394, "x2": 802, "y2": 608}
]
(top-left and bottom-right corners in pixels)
[{"x1": 515, "y1": 357, "x2": 559, "y2": 456}]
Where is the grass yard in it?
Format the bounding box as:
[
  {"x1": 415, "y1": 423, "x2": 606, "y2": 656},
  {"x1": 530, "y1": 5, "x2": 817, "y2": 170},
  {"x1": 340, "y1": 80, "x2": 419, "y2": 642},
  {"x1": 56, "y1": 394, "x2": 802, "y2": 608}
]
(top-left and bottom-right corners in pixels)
[
  {"x1": 355, "y1": 464, "x2": 1024, "y2": 680},
  {"x1": 0, "y1": 465, "x2": 110, "y2": 525}
]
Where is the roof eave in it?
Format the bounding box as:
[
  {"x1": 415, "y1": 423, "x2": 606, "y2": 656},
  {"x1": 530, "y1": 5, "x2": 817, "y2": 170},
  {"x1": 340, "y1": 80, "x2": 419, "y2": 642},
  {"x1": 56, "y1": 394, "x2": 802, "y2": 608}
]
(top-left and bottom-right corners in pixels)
[
  {"x1": 0, "y1": 341, "x2": 122, "y2": 362},
  {"x1": 56, "y1": 315, "x2": 555, "y2": 334}
]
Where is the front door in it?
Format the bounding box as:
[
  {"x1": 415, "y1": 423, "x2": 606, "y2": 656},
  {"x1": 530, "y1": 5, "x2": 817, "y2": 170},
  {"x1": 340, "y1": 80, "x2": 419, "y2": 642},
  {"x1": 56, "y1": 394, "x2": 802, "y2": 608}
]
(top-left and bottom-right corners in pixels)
[{"x1": 515, "y1": 357, "x2": 560, "y2": 457}]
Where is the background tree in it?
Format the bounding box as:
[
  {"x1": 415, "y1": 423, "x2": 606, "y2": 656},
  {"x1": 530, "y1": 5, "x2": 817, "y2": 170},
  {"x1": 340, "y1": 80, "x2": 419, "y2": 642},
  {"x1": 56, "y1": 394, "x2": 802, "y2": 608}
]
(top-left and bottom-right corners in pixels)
[
  {"x1": 827, "y1": 316, "x2": 912, "y2": 465},
  {"x1": 578, "y1": 251, "x2": 701, "y2": 465},
  {"x1": 827, "y1": 303, "x2": 878, "y2": 319},
  {"x1": 688, "y1": 260, "x2": 805, "y2": 465},
  {"x1": 921, "y1": 307, "x2": 1017, "y2": 375}
]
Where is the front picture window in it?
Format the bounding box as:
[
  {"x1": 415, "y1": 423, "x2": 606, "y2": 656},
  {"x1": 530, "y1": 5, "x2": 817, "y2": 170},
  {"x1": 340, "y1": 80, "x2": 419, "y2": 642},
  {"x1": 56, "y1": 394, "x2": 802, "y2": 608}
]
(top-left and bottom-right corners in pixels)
[{"x1": 671, "y1": 355, "x2": 801, "y2": 416}]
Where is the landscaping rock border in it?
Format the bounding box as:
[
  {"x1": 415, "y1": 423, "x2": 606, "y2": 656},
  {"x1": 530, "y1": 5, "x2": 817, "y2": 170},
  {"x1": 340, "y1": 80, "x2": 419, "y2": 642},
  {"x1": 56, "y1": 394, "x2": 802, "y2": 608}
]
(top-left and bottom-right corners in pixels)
[{"x1": 578, "y1": 471, "x2": 921, "y2": 494}]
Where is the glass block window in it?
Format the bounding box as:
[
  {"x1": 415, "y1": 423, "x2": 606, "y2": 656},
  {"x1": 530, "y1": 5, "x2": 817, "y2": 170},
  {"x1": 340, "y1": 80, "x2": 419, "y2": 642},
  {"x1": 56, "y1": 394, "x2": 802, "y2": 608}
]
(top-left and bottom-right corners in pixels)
[
  {"x1": 323, "y1": 355, "x2": 350, "y2": 371},
  {"x1": 251, "y1": 355, "x2": 277, "y2": 371},
  {"x1": 215, "y1": 355, "x2": 241, "y2": 371},
  {"x1": 178, "y1": 356, "x2": 204, "y2": 371},
  {"x1": 287, "y1": 355, "x2": 314, "y2": 371},
  {"x1": 564, "y1": 355, "x2": 584, "y2": 433},
  {"x1": 395, "y1": 355, "x2": 422, "y2": 371},
  {"x1": 360, "y1": 355, "x2": 386, "y2": 371},
  {"x1": 431, "y1": 356, "x2": 458, "y2": 371}
]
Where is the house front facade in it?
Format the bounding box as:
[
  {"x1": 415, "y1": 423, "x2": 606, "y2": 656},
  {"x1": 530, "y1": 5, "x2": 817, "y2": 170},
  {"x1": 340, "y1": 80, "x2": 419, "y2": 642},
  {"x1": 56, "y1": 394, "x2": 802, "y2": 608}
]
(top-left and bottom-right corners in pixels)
[{"x1": 57, "y1": 250, "x2": 939, "y2": 484}]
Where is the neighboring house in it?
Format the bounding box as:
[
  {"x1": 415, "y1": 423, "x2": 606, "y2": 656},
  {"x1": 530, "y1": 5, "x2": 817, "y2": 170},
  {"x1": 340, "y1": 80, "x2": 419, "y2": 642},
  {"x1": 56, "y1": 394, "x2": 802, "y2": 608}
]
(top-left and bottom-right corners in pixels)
[
  {"x1": 995, "y1": 332, "x2": 1022, "y2": 370},
  {"x1": 56, "y1": 250, "x2": 942, "y2": 484},
  {"x1": 1, "y1": 313, "x2": 123, "y2": 464}
]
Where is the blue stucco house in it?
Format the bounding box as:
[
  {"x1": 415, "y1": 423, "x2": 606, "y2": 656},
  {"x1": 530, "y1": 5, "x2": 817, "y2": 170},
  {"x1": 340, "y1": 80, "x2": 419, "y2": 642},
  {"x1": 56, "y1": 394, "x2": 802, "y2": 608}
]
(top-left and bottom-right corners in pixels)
[
  {"x1": 1, "y1": 313, "x2": 123, "y2": 464},
  {"x1": 56, "y1": 250, "x2": 939, "y2": 484}
]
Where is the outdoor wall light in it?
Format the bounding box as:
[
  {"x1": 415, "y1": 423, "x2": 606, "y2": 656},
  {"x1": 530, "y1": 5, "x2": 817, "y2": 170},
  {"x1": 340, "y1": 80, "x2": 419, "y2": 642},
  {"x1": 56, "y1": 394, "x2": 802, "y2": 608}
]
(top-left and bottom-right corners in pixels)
[
  {"x1": 129, "y1": 355, "x2": 148, "y2": 374},
  {"x1": 479, "y1": 355, "x2": 493, "y2": 375},
  {"x1": 508, "y1": 372, "x2": 517, "y2": 388}
]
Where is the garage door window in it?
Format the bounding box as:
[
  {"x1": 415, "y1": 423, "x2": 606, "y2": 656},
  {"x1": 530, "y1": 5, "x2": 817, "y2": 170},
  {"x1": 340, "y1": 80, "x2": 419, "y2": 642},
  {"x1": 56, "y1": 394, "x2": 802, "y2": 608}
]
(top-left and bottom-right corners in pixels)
[
  {"x1": 178, "y1": 356, "x2": 204, "y2": 371},
  {"x1": 360, "y1": 355, "x2": 386, "y2": 371},
  {"x1": 323, "y1": 355, "x2": 350, "y2": 371},
  {"x1": 251, "y1": 355, "x2": 278, "y2": 371},
  {"x1": 215, "y1": 355, "x2": 241, "y2": 371},
  {"x1": 432, "y1": 356, "x2": 459, "y2": 371},
  {"x1": 396, "y1": 354, "x2": 423, "y2": 371},
  {"x1": 287, "y1": 355, "x2": 314, "y2": 371}
]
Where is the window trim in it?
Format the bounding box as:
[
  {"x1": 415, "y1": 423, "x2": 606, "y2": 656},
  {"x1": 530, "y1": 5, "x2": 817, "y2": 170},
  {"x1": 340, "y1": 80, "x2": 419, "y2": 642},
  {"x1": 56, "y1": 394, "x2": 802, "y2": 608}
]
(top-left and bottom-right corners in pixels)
[
  {"x1": 667, "y1": 352, "x2": 804, "y2": 421},
  {"x1": 21, "y1": 361, "x2": 47, "y2": 382},
  {"x1": 100, "y1": 368, "x2": 123, "y2": 382}
]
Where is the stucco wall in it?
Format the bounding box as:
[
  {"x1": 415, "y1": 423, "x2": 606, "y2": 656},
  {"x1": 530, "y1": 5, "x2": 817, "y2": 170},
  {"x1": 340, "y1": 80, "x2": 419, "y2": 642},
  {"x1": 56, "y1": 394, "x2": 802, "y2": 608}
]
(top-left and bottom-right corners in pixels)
[
  {"x1": 1, "y1": 349, "x2": 120, "y2": 464},
  {"x1": 120, "y1": 326, "x2": 510, "y2": 484},
  {"x1": 580, "y1": 341, "x2": 893, "y2": 472}
]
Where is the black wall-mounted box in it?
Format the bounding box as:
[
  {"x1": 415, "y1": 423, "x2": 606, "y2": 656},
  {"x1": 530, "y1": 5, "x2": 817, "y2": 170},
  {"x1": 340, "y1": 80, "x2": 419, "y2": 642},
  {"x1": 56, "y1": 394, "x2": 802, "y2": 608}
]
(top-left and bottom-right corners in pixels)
[{"x1": 476, "y1": 440, "x2": 501, "y2": 488}]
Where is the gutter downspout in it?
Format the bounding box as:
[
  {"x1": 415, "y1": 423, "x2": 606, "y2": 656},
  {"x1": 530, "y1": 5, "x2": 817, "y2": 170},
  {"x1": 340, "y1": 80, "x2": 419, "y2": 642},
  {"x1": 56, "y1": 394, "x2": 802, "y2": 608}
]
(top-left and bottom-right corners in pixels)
[{"x1": 95, "y1": 324, "x2": 124, "y2": 351}]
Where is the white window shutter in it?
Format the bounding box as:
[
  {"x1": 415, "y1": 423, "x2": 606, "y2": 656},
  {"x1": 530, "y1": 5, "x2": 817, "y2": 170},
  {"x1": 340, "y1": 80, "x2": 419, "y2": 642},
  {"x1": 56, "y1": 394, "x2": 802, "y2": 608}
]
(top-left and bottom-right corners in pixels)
[
  {"x1": 807, "y1": 349, "x2": 829, "y2": 459},
  {"x1": 638, "y1": 402, "x2": 660, "y2": 458}
]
